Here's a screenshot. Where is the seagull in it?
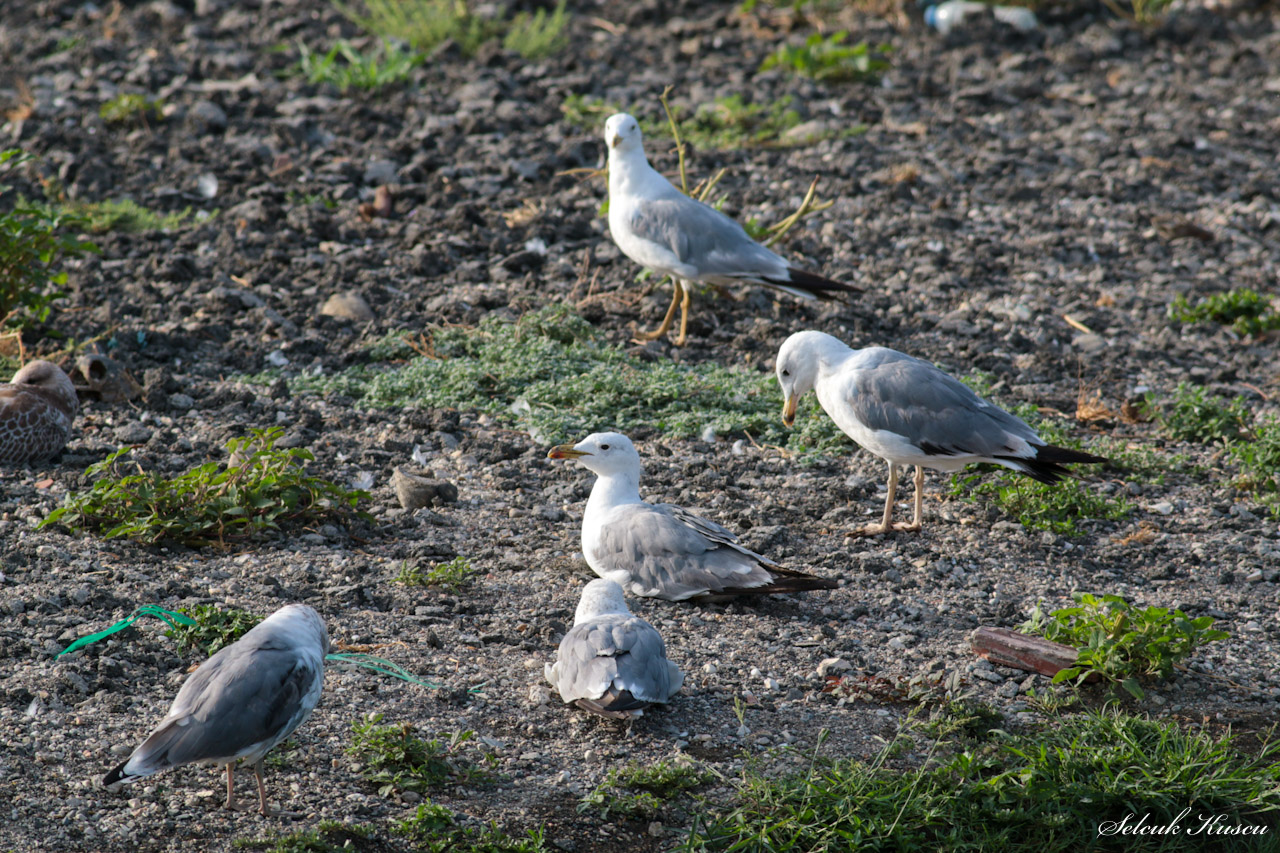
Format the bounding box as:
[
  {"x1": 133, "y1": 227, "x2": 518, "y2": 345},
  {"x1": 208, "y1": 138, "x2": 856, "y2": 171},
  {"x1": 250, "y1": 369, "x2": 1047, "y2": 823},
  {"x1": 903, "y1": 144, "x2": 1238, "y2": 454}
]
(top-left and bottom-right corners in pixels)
[
  {"x1": 103, "y1": 604, "x2": 330, "y2": 816},
  {"x1": 548, "y1": 431, "x2": 838, "y2": 601},
  {"x1": 604, "y1": 112, "x2": 857, "y2": 346},
  {"x1": 775, "y1": 330, "x2": 1108, "y2": 535},
  {"x1": 0, "y1": 360, "x2": 78, "y2": 464},
  {"x1": 545, "y1": 578, "x2": 683, "y2": 719}
]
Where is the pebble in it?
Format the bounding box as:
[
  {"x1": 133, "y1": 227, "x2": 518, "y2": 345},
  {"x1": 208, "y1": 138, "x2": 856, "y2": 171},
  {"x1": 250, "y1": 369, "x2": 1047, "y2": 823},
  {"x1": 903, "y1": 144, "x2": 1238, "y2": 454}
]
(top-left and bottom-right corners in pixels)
[
  {"x1": 1152, "y1": 501, "x2": 1174, "y2": 516},
  {"x1": 390, "y1": 468, "x2": 458, "y2": 510},
  {"x1": 320, "y1": 291, "x2": 375, "y2": 323},
  {"x1": 817, "y1": 657, "x2": 851, "y2": 676},
  {"x1": 116, "y1": 424, "x2": 153, "y2": 444},
  {"x1": 168, "y1": 393, "x2": 194, "y2": 411},
  {"x1": 186, "y1": 99, "x2": 227, "y2": 132}
]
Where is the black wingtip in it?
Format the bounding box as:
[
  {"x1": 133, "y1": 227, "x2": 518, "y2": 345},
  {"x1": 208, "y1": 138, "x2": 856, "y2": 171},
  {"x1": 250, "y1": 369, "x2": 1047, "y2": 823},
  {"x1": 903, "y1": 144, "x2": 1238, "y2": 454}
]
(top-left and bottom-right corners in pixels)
[
  {"x1": 696, "y1": 570, "x2": 839, "y2": 601},
  {"x1": 1003, "y1": 444, "x2": 1109, "y2": 484},
  {"x1": 102, "y1": 761, "x2": 130, "y2": 787},
  {"x1": 777, "y1": 267, "x2": 862, "y2": 299}
]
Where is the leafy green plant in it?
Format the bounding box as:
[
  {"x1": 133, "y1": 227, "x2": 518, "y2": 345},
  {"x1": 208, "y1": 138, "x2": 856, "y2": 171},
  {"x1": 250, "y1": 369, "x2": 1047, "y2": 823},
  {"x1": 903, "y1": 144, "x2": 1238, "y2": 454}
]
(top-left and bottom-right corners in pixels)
[
  {"x1": 396, "y1": 556, "x2": 475, "y2": 590},
  {"x1": 684, "y1": 711, "x2": 1280, "y2": 852},
  {"x1": 396, "y1": 802, "x2": 548, "y2": 852},
  {"x1": 1102, "y1": 0, "x2": 1179, "y2": 25},
  {"x1": 0, "y1": 150, "x2": 98, "y2": 325},
  {"x1": 293, "y1": 39, "x2": 423, "y2": 93},
  {"x1": 165, "y1": 604, "x2": 263, "y2": 655},
  {"x1": 40, "y1": 427, "x2": 369, "y2": 547},
  {"x1": 246, "y1": 306, "x2": 847, "y2": 456},
  {"x1": 99, "y1": 93, "x2": 163, "y2": 126},
  {"x1": 336, "y1": 0, "x2": 569, "y2": 60},
  {"x1": 579, "y1": 758, "x2": 713, "y2": 819},
  {"x1": 949, "y1": 472, "x2": 1129, "y2": 535},
  {"x1": 348, "y1": 714, "x2": 497, "y2": 796},
  {"x1": 1021, "y1": 593, "x2": 1230, "y2": 699},
  {"x1": 760, "y1": 31, "x2": 890, "y2": 82},
  {"x1": 1168, "y1": 288, "x2": 1280, "y2": 337},
  {"x1": 1150, "y1": 383, "x2": 1251, "y2": 444}
]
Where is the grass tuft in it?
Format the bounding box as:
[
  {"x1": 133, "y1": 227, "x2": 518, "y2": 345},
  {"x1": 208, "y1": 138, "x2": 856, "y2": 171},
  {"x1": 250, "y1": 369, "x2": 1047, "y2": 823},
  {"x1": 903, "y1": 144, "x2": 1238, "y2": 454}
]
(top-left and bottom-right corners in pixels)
[
  {"x1": 292, "y1": 38, "x2": 423, "y2": 93},
  {"x1": 233, "y1": 820, "x2": 379, "y2": 853},
  {"x1": 395, "y1": 556, "x2": 475, "y2": 590},
  {"x1": 396, "y1": 801, "x2": 549, "y2": 852},
  {"x1": 40, "y1": 427, "x2": 369, "y2": 547},
  {"x1": 1168, "y1": 288, "x2": 1280, "y2": 337},
  {"x1": 579, "y1": 757, "x2": 713, "y2": 819},
  {"x1": 99, "y1": 93, "x2": 163, "y2": 126},
  {"x1": 348, "y1": 714, "x2": 497, "y2": 796},
  {"x1": 336, "y1": 0, "x2": 569, "y2": 60},
  {"x1": 760, "y1": 31, "x2": 891, "y2": 82},
  {"x1": 1022, "y1": 593, "x2": 1230, "y2": 699},
  {"x1": 684, "y1": 710, "x2": 1280, "y2": 852},
  {"x1": 166, "y1": 604, "x2": 263, "y2": 656}
]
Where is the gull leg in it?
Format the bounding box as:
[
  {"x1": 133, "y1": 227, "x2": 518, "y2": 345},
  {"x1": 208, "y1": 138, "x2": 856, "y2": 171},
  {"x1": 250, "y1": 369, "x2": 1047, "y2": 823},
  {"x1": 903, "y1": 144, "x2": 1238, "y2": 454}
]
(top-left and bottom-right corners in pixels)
[
  {"x1": 891, "y1": 465, "x2": 925, "y2": 532},
  {"x1": 849, "y1": 462, "x2": 897, "y2": 537},
  {"x1": 253, "y1": 759, "x2": 275, "y2": 817},
  {"x1": 224, "y1": 764, "x2": 238, "y2": 811},
  {"x1": 673, "y1": 280, "x2": 693, "y2": 347},
  {"x1": 632, "y1": 279, "x2": 683, "y2": 343}
]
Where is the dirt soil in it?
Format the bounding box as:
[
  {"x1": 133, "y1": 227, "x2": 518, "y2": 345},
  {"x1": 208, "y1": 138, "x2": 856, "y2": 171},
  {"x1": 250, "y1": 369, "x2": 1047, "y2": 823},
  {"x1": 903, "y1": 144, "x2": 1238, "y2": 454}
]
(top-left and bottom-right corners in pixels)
[{"x1": 1, "y1": 0, "x2": 1278, "y2": 851}]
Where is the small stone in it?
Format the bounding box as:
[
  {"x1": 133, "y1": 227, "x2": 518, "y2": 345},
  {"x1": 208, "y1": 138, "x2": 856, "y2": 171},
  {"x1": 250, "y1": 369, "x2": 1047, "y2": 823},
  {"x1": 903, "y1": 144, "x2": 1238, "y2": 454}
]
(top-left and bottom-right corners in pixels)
[
  {"x1": 320, "y1": 291, "x2": 375, "y2": 323},
  {"x1": 400, "y1": 791, "x2": 421, "y2": 804},
  {"x1": 997, "y1": 680, "x2": 1020, "y2": 698},
  {"x1": 1152, "y1": 501, "x2": 1174, "y2": 516},
  {"x1": 702, "y1": 662, "x2": 717, "y2": 675},
  {"x1": 817, "y1": 657, "x2": 851, "y2": 677},
  {"x1": 648, "y1": 822, "x2": 665, "y2": 838},
  {"x1": 1071, "y1": 333, "x2": 1106, "y2": 354},
  {"x1": 187, "y1": 99, "x2": 227, "y2": 133},
  {"x1": 391, "y1": 467, "x2": 458, "y2": 510},
  {"x1": 363, "y1": 158, "x2": 401, "y2": 185},
  {"x1": 116, "y1": 423, "x2": 153, "y2": 444},
  {"x1": 1245, "y1": 569, "x2": 1264, "y2": 584}
]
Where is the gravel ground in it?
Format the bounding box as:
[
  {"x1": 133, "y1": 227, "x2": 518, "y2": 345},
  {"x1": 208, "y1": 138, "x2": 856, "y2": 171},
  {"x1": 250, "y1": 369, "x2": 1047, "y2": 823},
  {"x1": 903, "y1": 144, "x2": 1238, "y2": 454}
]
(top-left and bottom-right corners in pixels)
[{"x1": 1, "y1": 0, "x2": 1278, "y2": 850}]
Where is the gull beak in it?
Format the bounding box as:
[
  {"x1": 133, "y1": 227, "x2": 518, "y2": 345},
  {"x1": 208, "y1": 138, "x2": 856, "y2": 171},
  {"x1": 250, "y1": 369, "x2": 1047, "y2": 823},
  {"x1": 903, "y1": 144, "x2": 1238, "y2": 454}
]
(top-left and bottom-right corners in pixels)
[
  {"x1": 609, "y1": 134, "x2": 621, "y2": 149},
  {"x1": 548, "y1": 444, "x2": 589, "y2": 460},
  {"x1": 782, "y1": 395, "x2": 797, "y2": 428}
]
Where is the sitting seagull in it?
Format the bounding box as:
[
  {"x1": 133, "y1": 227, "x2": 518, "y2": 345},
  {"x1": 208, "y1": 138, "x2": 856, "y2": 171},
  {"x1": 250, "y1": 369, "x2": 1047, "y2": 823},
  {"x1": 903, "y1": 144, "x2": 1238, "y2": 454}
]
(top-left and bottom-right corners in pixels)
[
  {"x1": 775, "y1": 330, "x2": 1107, "y2": 536},
  {"x1": 604, "y1": 112, "x2": 857, "y2": 346},
  {"x1": 0, "y1": 360, "x2": 78, "y2": 464},
  {"x1": 548, "y1": 431, "x2": 837, "y2": 601},
  {"x1": 545, "y1": 578, "x2": 683, "y2": 720},
  {"x1": 103, "y1": 604, "x2": 330, "y2": 816}
]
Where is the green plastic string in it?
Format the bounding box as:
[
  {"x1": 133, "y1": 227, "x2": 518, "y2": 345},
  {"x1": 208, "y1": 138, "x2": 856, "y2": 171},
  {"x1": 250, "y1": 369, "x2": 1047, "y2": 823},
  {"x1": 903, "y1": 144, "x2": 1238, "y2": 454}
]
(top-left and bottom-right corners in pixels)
[
  {"x1": 57, "y1": 605, "x2": 197, "y2": 658},
  {"x1": 324, "y1": 652, "x2": 440, "y2": 689}
]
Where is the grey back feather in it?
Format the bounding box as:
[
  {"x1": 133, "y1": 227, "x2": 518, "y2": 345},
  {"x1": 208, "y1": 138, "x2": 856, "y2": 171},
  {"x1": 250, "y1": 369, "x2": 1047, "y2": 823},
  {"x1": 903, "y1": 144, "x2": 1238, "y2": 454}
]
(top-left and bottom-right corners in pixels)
[
  {"x1": 591, "y1": 503, "x2": 776, "y2": 600},
  {"x1": 549, "y1": 613, "x2": 682, "y2": 710},
  {"x1": 627, "y1": 198, "x2": 786, "y2": 279},
  {"x1": 846, "y1": 348, "x2": 1042, "y2": 458}
]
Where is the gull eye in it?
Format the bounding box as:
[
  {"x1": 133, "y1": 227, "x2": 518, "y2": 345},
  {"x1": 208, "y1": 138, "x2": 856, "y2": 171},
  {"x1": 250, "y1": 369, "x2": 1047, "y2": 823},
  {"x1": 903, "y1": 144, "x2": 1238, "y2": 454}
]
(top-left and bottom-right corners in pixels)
[
  {"x1": 600, "y1": 443, "x2": 611, "y2": 450},
  {"x1": 782, "y1": 369, "x2": 791, "y2": 377}
]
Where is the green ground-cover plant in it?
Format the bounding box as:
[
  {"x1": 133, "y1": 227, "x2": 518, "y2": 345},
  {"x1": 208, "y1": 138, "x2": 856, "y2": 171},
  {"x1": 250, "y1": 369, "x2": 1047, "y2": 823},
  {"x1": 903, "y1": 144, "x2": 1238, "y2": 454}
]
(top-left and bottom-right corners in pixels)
[
  {"x1": 165, "y1": 604, "x2": 263, "y2": 655},
  {"x1": 28, "y1": 177, "x2": 207, "y2": 234},
  {"x1": 1151, "y1": 383, "x2": 1253, "y2": 444},
  {"x1": 249, "y1": 306, "x2": 847, "y2": 455},
  {"x1": 760, "y1": 31, "x2": 890, "y2": 82},
  {"x1": 396, "y1": 801, "x2": 548, "y2": 852},
  {"x1": 336, "y1": 0, "x2": 568, "y2": 60},
  {"x1": 579, "y1": 757, "x2": 713, "y2": 819},
  {"x1": 41, "y1": 427, "x2": 369, "y2": 547},
  {"x1": 0, "y1": 149, "x2": 98, "y2": 324},
  {"x1": 99, "y1": 92, "x2": 163, "y2": 125},
  {"x1": 234, "y1": 820, "x2": 380, "y2": 853},
  {"x1": 684, "y1": 711, "x2": 1280, "y2": 852},
  {"x1": 1168, "y1": 288, "x2": 1280, "y2": 337},
  {"x1": 1022, "y1": 593, "x2": 1230, "y2": 699},
  {"x1": 396, "y1": 556, "x2": 475, "y2": 590},
  {"x1": 292, "y1": 38, "x2": 423, "y2": 92},
  {"x1": 349, "y1": 714, "x2": 497, "y2": 796}
]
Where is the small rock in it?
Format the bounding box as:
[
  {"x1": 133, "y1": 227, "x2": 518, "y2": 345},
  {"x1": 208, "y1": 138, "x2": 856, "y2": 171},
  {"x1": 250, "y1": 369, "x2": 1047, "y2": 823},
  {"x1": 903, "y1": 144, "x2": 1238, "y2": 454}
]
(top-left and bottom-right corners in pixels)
[
  {"x1": 116, "y1": 423, "x2": 153, "y2": 444},
  {"x1": 1245, "y1": 570, "x2": 1264, "y2": 584},
  {"x1": 401, "y1": 791, "x2": 421, "y2": 804},
  {"x1": 320, "y1": 291, "x2": 374, "y2": 323},
  {"x1": 817, "y1": 657, "x2": 851, "y2": 677},
  {"x1": 1152, "y1": 501, "x2": 1174, "y2": 516},
  {"x1": 187, "y1": 99, "x2": 227, "y2": 133},
  {"x1": 391, "y1": 468, "x2": 459, "y2": 510},
  {"x1": 1071, "y1": 333, "x2": 1106, "y2": 354},
  {"x1": 169, "y1": 393, "x2": 195, "y2": 411},
  {"x1": 363, "y1": 158, "x2": 400, "y2": 185}
]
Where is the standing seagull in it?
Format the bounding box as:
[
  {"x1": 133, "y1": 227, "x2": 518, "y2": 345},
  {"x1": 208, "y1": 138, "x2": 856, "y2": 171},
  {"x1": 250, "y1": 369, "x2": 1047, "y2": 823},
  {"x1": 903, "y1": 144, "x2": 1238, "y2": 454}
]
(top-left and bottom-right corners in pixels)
[
  {"x1": 0, "y1": 360, "x2": 78, "y2": 464},
  {"x1": 775, "y1": 330, "x2": 1107, "y2": 535},
  {"x1": 548, "y1": 431, "x2": 837, "y2": 601},
  {"x1": 103, "y1": 604, "x2": 330, "y2": 816},
  {"x1": 545, "y1": 578, "x2": 683, "y2": 720},
  {"x1": 604, "y1": 113, "x2": 857, "y2": 346}
]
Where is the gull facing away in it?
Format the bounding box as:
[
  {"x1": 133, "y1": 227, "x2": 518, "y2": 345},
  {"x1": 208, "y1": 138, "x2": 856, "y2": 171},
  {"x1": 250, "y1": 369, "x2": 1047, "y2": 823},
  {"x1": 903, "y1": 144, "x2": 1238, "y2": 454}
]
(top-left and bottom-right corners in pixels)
[
  {"x1": 604, "y1": 113, "x2": 857, "y2": 346},
  {"x1": 545, "y1": 578, "x2": 684, "y2": 719},
  {"x1": 775, "y1": 330, "x2": 1107, "y2": 536},
  {"x1": 103, "y1": 604, "x2": 330, "y2": 816},
  {"x1": 548, "y1": 431, "x2": 837, "y2": 601},
  {"x1": 0, "y1": 360, "x2": 78, "y2": 464}
]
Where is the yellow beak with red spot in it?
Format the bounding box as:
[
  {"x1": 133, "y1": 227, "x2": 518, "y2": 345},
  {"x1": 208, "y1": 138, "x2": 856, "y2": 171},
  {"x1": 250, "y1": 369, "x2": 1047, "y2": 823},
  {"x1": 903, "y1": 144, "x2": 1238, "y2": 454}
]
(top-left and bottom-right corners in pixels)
[
  {"x1": 782, "y1": 394, "x2": 798, "y2": 428},
  {"x1": 548, "y1": 444, "x2": 590, "y2": 460}
]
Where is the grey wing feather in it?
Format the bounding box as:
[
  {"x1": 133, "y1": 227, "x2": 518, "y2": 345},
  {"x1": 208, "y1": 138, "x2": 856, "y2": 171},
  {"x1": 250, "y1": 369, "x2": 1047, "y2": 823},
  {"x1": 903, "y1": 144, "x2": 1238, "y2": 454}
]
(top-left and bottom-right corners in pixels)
[
  {"x1": 552, "y1": 616, "x2": 679, "y2": 708},
  {"x1": 596, "y1": 503, "x2": 776, "y2": 600},
  {"x1": 849, "y1": 350, "x2": 1041, "y2": 458},
  {"x1": 124, "y1": 643, "x2": 322, "y2": 775},
  {"x1": 629, "y1": 198, "x2": 786, "y2": 278}
]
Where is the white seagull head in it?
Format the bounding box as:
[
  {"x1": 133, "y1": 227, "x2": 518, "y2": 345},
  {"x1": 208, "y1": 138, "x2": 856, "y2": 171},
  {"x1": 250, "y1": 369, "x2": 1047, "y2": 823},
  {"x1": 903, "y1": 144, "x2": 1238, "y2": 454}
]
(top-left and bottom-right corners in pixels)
[
  {"x1": 604, "y1": 113, "x2": 644, "y2": 159},
  {"x1": 573, "y1": 578, "x2": 631, "y2": 624},
  {"x1": 547, "y1": 431, "x2": 641, "y2": 480},
  {"x1": 776, "y1": 330, "x2": 839, "y2": 427}
]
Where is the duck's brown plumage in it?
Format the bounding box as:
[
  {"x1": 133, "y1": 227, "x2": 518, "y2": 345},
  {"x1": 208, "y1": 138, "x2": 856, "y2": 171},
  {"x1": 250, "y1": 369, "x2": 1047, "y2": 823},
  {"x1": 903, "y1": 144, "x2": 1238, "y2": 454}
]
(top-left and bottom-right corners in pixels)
[{"x1": 0, "y1": 360, "x2": 77, "y2": 464}]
